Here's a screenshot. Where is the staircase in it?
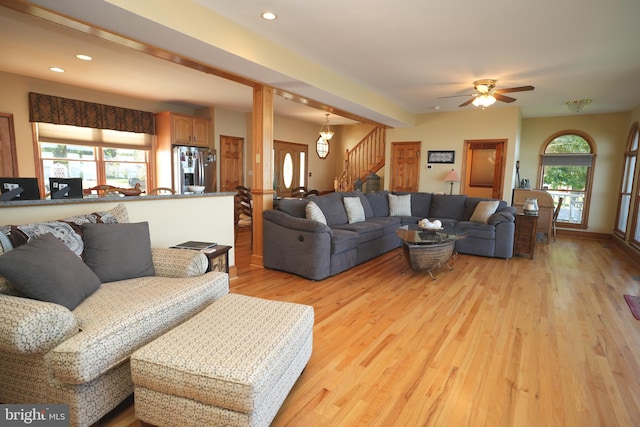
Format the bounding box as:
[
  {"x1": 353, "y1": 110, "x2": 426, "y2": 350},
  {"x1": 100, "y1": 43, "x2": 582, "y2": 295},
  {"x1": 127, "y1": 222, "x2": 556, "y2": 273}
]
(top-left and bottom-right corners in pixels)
[{"x1": 338, "y1": 126, "x2": 385, "y2": 191}]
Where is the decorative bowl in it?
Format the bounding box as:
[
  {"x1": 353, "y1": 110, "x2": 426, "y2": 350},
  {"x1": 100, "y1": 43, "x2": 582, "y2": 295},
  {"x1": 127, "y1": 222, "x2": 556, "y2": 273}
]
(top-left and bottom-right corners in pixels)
[{"x1": 187, "y1": 185, "x2": 205, "y2": 193}]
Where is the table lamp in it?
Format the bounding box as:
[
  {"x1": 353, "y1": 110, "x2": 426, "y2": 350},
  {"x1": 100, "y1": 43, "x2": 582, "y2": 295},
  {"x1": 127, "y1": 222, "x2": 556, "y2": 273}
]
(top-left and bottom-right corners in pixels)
[{"x1": 444, "y1": 169, "x2": 460, "y2": 195}]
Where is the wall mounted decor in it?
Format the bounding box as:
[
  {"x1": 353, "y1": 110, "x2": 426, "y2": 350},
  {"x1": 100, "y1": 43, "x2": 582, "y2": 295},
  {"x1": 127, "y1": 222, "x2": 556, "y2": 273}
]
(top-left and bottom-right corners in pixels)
[{"x1": 427, "y1": 150, "x2": 455, "y2": 164}]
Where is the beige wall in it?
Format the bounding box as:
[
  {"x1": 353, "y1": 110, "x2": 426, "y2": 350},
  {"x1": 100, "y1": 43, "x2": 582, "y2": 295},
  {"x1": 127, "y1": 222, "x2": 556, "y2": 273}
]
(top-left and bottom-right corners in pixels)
[
  {"x1": 386, "y1": 107, "x2": 521, "y2": 197},
  {"x1": 213, "y1": 107, "x2": 249, "y2": 190},
  {"x1": 382, "y1": 106, "x2": 637, "y2": 235},
  {"x1": 272, "y1": 115, "x2": 340, "y2": 192},
  {"x1": 0, "y1": 71, "x2": 199, "y2": 177},
  {"x1": 521, "y1": 112, "x2": 629, "y2": 234}
]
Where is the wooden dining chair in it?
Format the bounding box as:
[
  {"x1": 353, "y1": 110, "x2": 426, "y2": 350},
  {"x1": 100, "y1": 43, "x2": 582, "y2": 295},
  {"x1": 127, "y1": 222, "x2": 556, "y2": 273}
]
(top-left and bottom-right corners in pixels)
[
  {"x1": 234, "y1": 186, "x2": 253, "y2": 248},
  {"x1": 552, "y1": 197, "x2": 564, "y2": 242}
]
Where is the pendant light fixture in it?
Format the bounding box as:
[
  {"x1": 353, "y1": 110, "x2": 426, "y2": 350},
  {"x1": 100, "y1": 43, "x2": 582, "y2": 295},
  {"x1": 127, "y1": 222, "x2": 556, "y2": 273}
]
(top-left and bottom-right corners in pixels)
[{"x1": 319, "y1": 113, "x2": 334, "y2": 141}]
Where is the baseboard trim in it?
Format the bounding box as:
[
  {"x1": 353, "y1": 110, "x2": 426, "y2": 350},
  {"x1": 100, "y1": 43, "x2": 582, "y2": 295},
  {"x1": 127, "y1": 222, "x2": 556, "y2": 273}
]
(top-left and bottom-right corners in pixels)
[
  {"x1": 610, "y1": 235, "x2": 640, "y2": 267},
  {"x1": 556, "y1": 229, "x2": 610, "y2": 240}
]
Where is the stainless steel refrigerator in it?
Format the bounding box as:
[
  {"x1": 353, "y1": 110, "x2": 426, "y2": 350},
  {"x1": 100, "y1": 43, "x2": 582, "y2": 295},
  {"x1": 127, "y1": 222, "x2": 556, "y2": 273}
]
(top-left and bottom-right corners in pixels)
[{"x1": 173, "y1": 145, "x2": 215, "y2": 194}]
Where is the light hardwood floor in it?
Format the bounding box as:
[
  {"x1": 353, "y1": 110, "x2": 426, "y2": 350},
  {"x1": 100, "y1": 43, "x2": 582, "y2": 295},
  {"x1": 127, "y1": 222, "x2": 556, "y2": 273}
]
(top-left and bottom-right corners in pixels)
[{"x1": 101, "y1": 227, "x2": 640, "y2": 426}]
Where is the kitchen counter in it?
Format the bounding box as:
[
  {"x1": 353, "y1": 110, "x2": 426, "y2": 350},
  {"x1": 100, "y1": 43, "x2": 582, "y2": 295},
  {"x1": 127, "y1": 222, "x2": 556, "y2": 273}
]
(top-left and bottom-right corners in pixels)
[
  {"x1": 0, "y1": 191, "x2": 235, "y2": 208},
  {"x1": 0, "y1": 193, "x2": 236, "y2": 269}
]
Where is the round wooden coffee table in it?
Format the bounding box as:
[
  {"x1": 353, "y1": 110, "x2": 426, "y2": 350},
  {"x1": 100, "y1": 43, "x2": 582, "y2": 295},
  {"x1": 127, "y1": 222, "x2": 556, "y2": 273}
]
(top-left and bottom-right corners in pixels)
[{"x1": 396, "y1": 225, "x2": 460, "y2": 280}]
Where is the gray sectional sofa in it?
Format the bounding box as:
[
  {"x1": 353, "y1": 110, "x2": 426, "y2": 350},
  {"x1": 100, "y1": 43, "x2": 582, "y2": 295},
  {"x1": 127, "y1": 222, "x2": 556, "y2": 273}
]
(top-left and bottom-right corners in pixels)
[{"x1": 263, "y1": 191, "x2": 516, "y2": 280}]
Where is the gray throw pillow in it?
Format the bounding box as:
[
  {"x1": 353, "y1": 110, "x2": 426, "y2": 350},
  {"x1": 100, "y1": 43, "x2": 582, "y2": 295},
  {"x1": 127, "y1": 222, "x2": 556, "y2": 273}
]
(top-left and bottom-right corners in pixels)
[
  {"x1": 82, "y1": 222, "x2": 155, "y2": 282},
  {"x1": 0, "y1": 233, "x2": 101, "y2": 310}
]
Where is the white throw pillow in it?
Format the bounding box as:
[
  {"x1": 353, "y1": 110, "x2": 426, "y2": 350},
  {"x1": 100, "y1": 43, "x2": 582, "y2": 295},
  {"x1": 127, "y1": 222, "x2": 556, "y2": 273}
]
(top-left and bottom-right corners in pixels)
[
  {"x1": 388, "y1": 193, "x2": 412, "y2": 216},
  {"x1": 343, "y1": 197, "x2": 365, "y2": 224},
  {"x1": 470, "y1": 200, "x2": 500, "y2": 224},
  {"x1": 305, "y1": 201, "x2": 327, "y2": 224}
]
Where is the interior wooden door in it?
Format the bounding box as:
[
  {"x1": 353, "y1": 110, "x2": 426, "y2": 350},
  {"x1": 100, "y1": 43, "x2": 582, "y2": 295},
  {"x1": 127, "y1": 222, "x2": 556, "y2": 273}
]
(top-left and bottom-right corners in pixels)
[
  {"x1": 390, "y1": 141, "x2": 420, "y2": 192},
  {"x1": 463, "y1": 139, "x2": 506, "y2": 200},
  {"x1": 0, "y1": 113, "x2": 18, "y2": 177},
  {"x1": 220, "y1": 135, "x2": 244, "y2": 192},
  {"x1": 274, "y1": 140, "x2": 307, "y2": 197}
]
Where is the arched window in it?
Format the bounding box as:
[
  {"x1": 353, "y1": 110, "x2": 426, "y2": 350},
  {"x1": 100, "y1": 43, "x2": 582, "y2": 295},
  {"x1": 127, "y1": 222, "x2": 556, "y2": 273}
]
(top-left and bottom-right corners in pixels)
[
  {"x1": 538, "y1": 131, "x2": 595, "y2": 230},
  {"x1": 615, "y1": 123, "x2": 639, "y2": 238}
]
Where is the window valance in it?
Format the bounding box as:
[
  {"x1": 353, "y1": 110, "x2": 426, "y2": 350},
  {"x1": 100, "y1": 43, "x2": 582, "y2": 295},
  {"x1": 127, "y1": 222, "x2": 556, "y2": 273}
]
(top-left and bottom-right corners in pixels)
[{"x1": 28, "y1": 92, "x2": 155, "y2": 135}]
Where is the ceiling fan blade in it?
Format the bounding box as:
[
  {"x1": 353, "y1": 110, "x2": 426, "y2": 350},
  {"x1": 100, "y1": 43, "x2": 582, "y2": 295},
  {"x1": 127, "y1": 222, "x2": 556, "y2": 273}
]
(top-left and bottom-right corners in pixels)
[
  {"x1": 459, "y1": 98, "x2": 475, "y2": 107},
  {"x1": 439, "y1": 93, "x2": 475, "y2": 99},
  {"x1": 495, "y1": 85, "x2": 535, "y2": 94},
  {"x1": 494, "y1": 93, "x2": 517, "y2": 103}
]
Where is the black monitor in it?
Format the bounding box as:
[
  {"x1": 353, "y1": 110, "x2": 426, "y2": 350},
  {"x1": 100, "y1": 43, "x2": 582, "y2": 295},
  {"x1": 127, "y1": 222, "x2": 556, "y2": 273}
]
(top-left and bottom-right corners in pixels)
[
  {"x1": 0, "y1": 177, "x2": 41, "y2": 201},
  {"x1": 49, "y1": 177, "x2": 83, "y2": 199}
]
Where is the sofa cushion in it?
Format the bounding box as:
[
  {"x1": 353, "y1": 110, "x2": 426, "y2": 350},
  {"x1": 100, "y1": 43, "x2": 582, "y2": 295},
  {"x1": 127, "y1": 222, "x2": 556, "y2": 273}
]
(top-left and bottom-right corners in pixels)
[
  {"x1": 464, "y1": 197, "x2": 508, "y2": 220},
  {"x1": 364, "y1": 191, "x2": 390, "y2": 217},
  {"x1": 0, "y1": 233, "x2": 101, "y2": 310},
  {"x1": 430, "y1": 194, "x2": 467, "y2": 220},
  {"x1": 310, "y1": 192, "x2": 348, "y2": 226},
  {"x1": 470, "y1": 200, "x2": 500, "y2": 224},
  {"x1": 0, "y1": 203, "x2": 128, "y2": 256},
  {"x1": 456, "y1": 221, "x2": 496, "y2": 238},
  {"x1": 46, "y1": 271, "x2": 229, "y2": 384},
  {"x1": 333, "y1": 221, "x2": 383, "y2": 244},
  {"x1": 331, "y1": 229, "x2": 360, "y2": 255},
  {"x1": 367, "y1": 216, "x2": 402, "y2": 235},
  {"x1": 82, "y1": 222, "x2": 155, "y2": 283},
  {"x1": 388, "y1": 193, "x2": 412, "y2": 216},
  {"x1": 343, "y1": 192, "x2": 374, "y2": 218},
  {"x1": 277, "y1": 198, "x2": 307, "y2": 218},
  {"x1": 343, "y1": 197, "x2": 365, "y2": 224},
  {"x1": 305, "y1": 201, "x2": 327, "y2": 224},
  {"x1": 410, "y1": 192, "x2": 432, "y2": 217}
]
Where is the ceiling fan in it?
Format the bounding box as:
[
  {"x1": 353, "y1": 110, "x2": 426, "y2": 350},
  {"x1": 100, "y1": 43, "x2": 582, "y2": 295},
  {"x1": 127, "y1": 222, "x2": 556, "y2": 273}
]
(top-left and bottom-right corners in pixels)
[{"x1": 449, "y1": 79, "x2": 535, "y2": 108}]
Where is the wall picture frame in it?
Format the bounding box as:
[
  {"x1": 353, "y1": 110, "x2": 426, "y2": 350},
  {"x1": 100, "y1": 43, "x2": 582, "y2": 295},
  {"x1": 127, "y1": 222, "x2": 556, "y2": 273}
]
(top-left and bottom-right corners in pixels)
[{"x1": 427, "y1": 150, "x2": 455, "y2": 164}]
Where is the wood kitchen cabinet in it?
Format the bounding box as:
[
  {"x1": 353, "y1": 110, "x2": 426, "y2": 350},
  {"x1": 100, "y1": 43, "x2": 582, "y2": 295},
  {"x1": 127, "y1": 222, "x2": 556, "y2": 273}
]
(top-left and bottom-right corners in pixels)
[
  {"x1": 156, "y1": 111, "x2": 210, "y2": 148},
  {"x1": 155, "y1": 111, "x2": 212, "y2": 188}
]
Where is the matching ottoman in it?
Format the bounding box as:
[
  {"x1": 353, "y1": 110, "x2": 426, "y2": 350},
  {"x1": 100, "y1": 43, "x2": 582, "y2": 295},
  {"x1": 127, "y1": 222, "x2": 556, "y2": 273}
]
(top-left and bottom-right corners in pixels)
[{"x1": 130, "y1": 293, "x2": 314, "y2": 427}]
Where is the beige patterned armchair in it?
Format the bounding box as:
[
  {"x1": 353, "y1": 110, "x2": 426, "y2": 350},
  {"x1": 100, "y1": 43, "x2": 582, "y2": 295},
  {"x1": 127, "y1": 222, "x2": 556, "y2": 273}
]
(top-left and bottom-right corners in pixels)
[{"x1": 0, "y1": 206, "x2": 229, "y2": 426}]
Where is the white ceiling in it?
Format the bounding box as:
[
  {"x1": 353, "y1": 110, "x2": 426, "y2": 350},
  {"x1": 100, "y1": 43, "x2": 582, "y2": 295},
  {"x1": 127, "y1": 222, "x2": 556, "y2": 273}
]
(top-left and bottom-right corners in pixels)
[{"x1": 1, "y1": 0, "x2": 639, "y2": 126}]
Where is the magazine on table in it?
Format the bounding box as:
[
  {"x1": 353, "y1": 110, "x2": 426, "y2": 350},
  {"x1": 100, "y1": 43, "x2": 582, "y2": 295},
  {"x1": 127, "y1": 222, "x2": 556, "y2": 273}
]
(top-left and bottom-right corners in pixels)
[{"x1": 171, "y1": 241, "x2": 217, "y2": 251}]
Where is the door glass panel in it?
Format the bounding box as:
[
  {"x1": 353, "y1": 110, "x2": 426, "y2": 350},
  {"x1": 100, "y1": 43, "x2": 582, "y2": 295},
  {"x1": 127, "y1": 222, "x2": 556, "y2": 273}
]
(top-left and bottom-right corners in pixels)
[
  {"x1": 283, "y1": 152, "x2": 293, "y2": 189},
  {"x1": 299, "y1": 152, "x2": 306, "y2": 187}
]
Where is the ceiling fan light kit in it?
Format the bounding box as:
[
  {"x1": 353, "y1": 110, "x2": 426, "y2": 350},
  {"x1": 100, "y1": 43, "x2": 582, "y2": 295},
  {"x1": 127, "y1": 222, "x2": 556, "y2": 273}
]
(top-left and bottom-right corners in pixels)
[
  {"x1": 472, "y1": 94, "x2": 497, "y2": 108},
  {"x1": 566, "y1": 99, "x2": 592, "y2": 113},
  {"x1": 455, "y1": 79, "x2": 535, "y2": 109}
]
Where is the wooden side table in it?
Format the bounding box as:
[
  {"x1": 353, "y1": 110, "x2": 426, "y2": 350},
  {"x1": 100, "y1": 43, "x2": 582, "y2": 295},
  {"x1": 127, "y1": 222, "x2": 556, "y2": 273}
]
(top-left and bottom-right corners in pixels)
[
  {"x1": 203, "y1": 245, "x2": 231, "y2": 273},
  {"x1": 513, "y1": 214, "x2": 537, "y2": 259}
]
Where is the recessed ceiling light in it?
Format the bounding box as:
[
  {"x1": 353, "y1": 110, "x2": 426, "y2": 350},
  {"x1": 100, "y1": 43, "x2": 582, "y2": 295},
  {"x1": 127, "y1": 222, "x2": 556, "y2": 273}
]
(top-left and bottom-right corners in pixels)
[
  {"x1": 75, "y1": 54, "x2": 93, "y2": 61},
  {"x1": 261, "y1": 11, "x2": 277, "y2": 21},
  {"x1": 49, "y1": 67, "x2": 64, "y2": 73}
]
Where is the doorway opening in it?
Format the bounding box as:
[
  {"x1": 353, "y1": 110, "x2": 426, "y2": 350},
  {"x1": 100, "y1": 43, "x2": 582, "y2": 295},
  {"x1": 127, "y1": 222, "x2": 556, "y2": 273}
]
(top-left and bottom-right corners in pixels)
[{"x1": 462, "y1": 139, "x2": 506, "y2": 200}]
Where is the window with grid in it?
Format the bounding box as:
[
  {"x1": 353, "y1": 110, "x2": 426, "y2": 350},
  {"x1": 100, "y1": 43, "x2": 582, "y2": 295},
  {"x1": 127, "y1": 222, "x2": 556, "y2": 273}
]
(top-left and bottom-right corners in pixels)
[
  {"x1": 36, "y1": 123, "x2": 152, "y2": 195},
  {"x1": 539, "y1": 132, "x2": 595, "y2": 229},
  {"x1": 615, "y1": 124, "x2": 639, "y2": 238}
]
